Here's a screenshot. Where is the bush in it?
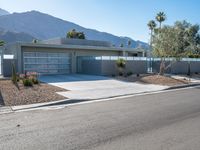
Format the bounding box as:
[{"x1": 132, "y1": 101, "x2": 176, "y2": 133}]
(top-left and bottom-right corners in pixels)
[
  {"x1": 23, "y1": 79, "x2": 33, "y2": 87},
  {"x1": 116, "y1": 58, "x2": 126, "y2": 76},
  {"x1": 111, "y1": 74, "x2": 116, "y2": 77},
  {"x1": 119, "y1": 72, "x2": 123, "y2": 76},
  {"x1": 116, "y1": 58, "x2": 126, "y2": 68},
  {"x1": 127, "y1": 71, "x2": 133, "y2": 76},
  {"x1": 31, "y1": 78, "x2": 39, "y2": 84}
]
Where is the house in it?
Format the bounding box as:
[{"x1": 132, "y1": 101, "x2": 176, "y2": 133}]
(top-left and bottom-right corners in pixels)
[{"x1": 1, "y1": 38, "x2": 146, "y2": 76}]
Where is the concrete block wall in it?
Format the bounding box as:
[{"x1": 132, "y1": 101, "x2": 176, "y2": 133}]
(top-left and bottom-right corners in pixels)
[
  {"x1": 152, "y1": 61, "x2": 171, "y2": 73},
  {"x1": 79, "y1": 60, "x2": 102, "y2": 75},
  {"x1": 79, "y1": 59, "x2": 148, "y2": 76},
  {"x1": 152, "y1": 61, "x2": 200, "y2": 74},
  {"x1": 171, "y1": 61, "x2": 188, "y2": 74},
  {"x1": 191, "y1": 61, "x2": 200, "y2": 73},
  {"x1": 79, "y1": 59, "x2": 200, "y2": 76}
]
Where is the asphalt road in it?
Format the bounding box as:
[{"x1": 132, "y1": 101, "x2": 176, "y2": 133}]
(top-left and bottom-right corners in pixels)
[{"x1": 0, "y1": 87, "x2": 200, "y2": 150}]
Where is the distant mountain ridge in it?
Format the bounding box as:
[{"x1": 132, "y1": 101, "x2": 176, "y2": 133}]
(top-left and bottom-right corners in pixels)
[
  {"x1": 0, "y1": 9, "x2": 149, "y2": 49},
  {"x1": 0, "y1": 28, "x2": 35, "y2": 44},
  {"x1": 0, "y1": 8, "x2": 10, "y2": 16}
]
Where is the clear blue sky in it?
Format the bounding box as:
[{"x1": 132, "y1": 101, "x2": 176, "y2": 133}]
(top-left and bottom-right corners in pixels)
[{"x1": 1, "y1": 0, "x2": 200, "y2": 42}]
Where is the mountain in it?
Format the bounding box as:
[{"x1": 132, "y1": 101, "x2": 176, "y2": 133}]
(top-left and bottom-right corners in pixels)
[
  {"x1": 0, "y1": 8, "x2": 10, "y2": 16},
  {"x1": 0, "y1": 28, "x2": 35, "y2": 43},
  {"x1": 0, "y1": 10, "x2": 149, "y2": 49}
]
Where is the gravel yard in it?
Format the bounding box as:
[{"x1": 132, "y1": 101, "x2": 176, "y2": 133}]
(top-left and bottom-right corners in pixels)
[
  {"x1": 0, "y1": 80, "x2": 67, "y2": 106},
  {"x1": 116, "y1": 74, "x2": 189, "y2": 86}
]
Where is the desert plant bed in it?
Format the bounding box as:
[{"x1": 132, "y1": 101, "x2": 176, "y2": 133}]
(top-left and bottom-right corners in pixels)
[
  {"x1": 0, "y1": 80, "x2": 67, "y2": 106},
  {"x1": 115, "y1": 74, "x2": 190, "y2": 86}
]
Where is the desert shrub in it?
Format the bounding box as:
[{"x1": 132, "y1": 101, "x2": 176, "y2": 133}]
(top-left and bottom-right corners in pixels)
[
  {"x1": 19, "y1": 74, "x2": 25, "y2": 79},
  {"x1": 116, "y1": 58, "x2": 126, "y2": 76},
  {"x1": 23, "y1": 78, "x2": 33, "y2": 87},
  {"x1": 119, "y1": 72, "x2": 123, "y2": 76},
  {"x1": 31, "y1": 77, "x2": 39, "y2": 84},
  {"x1": 116, "y1": 58, "x2": 126, "y2": 68},
  {"x1": 28, "y1": 72, "x2": 39, "y2": 84},
  {"x1": 19, "y1": 72, "x2": 39, "y2": 86},
  {"x1": 127, "y1": 71, "x2": 133, "y2": 76},
  {"x1": 111, "y1": 74, "x2": 116, "y2": 77}
]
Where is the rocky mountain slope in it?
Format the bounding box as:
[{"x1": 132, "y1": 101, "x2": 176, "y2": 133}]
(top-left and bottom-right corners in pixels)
[{"x1": 0, "y1": 9, "x2": 148, "y2": 48}]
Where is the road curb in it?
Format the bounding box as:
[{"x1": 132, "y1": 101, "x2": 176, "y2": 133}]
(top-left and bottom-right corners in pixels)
[
  {"x1": 165, "y1": 83, "x2": 200, "y2": 90},
  {"x1": 4, "y1": 83, "x2": 200, "y2": 112},
  {"x1": 11, "y1": 90, "x2": 160, "y2": 111},
  {"x1": 0, "y1": 106, "x2": 13, "y2": 115}
]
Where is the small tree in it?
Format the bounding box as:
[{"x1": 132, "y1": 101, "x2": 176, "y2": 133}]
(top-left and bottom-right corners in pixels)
[
  {"x1": 152, "y1": 21, "x2": 200, "y2": 75},
  {"x1": 153, "y1": 26, "x2": 183, "y2": 75},
  {"x1": 120, "y1": 43, "x2": 124, "y2": 48},
  {"x1": 116, "y1": 58, "x2": 126, "y2": 76}
]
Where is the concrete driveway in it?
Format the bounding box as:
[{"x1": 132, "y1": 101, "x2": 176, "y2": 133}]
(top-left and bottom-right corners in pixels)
[{"x1": 40, "y1": 74, "x2": 168, "y2": 100}]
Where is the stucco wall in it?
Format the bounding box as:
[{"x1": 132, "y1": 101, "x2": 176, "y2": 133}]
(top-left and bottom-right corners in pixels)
[
  {"x1": 42, "y1": 38, "x2": 112, "y2": 47},
  {"x1": 79, "y1": 59, "x2": 148, "y2": 76},
  {"x1": 152, "y1": 61, "x2": 200, "y2": 74}
]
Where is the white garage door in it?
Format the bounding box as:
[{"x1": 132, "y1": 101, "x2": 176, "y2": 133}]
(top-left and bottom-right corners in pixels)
[{"x1": 23, "y1": 52, "x2": 71, "y2": 74}]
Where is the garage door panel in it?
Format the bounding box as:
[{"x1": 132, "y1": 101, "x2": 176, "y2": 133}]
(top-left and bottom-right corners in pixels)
[{"x1": 23, "y1": 52, "x2": 71, "y2": 74}]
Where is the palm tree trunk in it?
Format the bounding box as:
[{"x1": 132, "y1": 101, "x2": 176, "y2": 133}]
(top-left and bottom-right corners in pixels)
[
  {"x1": 159, "y1": 22, "x2": 162, "y2": 29},
  {"x1": 150, "y1": 30, "x2": 153, "y2": 47}
]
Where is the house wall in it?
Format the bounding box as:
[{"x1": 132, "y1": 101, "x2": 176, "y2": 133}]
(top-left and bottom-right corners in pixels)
[
  {"x1": 79, "y1": 59, "x2": 148, "y2": 76},
  {"x1": 79, "y1": 59, "x2": 200, "y2": 76},
  {"x1": 42, "y1": 38, "x2": 112, "y2": 47},
  {"x1": 152, "y1": 61, "x2": 200, "y2": 74}
]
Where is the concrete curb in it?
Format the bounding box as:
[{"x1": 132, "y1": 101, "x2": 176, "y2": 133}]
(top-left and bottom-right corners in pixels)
[
  {"x1": 165, "y1": 83, "x2": 200, "y2": 90},
  {"x1": 0, "y1": 106, "x2": 13, "y2": 115},
  {"x1": 11, "y1": 99, "x2": 71, "y2": 111},
  {"x1": 1, "y1": 83, "x2": 200, "y2": 113},
  {"x1": 11, "y1": 90, "x2": 162, "y2": 112}
]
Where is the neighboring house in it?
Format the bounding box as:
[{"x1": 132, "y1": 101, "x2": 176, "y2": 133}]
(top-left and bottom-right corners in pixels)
[{"x1": 1, "y1": 38, "x2": 146, "y2": 76}]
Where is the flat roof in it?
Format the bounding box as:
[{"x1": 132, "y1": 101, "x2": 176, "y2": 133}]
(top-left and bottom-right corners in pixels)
[{"x1": 18, "y1": 42, "x2": 145, "y2": 53}]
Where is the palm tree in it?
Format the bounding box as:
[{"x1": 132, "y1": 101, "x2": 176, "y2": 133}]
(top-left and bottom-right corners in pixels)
[
  {"x1": 120, "y1": 43, "x2": 124, "y2": 48},
  {"x1": 67, "y1": 29, "x2": 86, "y2": 39},
  {"x1": 127, "y1": 40, "x2": 131, "y2": 48},
  {"x1": 156, "y1": 12, "x2": 166, "y2": 29},
  {"x1": 0, "y1": 40, "x2": 4, "y2": 46},
  {"x1": 147, "y1": 20, "x2": 157, "y2": 73},
  {"x1": 147, "y1": 20, "x2": 157, "y2": 46}
]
